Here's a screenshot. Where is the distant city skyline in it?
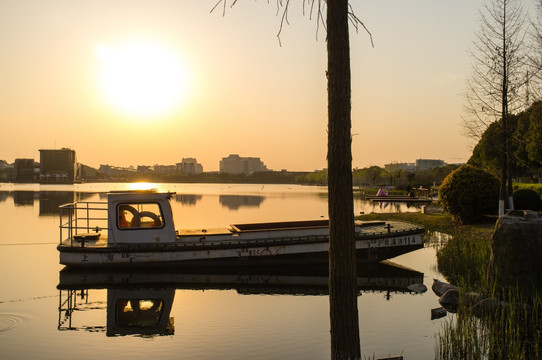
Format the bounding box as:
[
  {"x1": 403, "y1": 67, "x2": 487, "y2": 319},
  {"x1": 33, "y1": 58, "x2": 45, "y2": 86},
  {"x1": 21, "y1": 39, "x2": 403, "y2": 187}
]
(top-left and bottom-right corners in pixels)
[
  {"x1": 2, "y1": 1, "x2": 527, "y2": 171},
  {"x1": 2, "y1": 146, "x2": 457, "y2": 174}
]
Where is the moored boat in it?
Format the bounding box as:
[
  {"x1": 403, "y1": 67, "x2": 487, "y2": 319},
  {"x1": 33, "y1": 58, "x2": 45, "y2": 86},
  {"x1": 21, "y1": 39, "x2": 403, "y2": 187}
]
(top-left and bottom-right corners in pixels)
[{"x1": 57, "y1": 190, "x2": 425, "y2": 267}]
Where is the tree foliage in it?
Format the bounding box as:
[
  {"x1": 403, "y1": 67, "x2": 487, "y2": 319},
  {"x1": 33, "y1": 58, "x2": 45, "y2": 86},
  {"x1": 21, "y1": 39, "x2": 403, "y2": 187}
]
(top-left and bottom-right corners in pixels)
[
  {"x1": 526, "y1": 101, "x2": 542, "y2": 164},
  {"x1": 513, "y1": 188, "x2": 542, "y2": 211},
  {"x1": 468, "y1": 101, "x2": 542, "y2": 180},
  {"x1": 439, "y1": 165, "x2": 500, "y2": 224}
]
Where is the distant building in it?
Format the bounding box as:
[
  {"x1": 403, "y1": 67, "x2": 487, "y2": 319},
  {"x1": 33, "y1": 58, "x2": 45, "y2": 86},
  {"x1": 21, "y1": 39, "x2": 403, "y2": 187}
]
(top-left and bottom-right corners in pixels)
[
  {"x1": 384, "y1": 162, "x2": 416, "y2": 172},
  {"x1": 384, "y1": 159, "x2": 446, "y2": 172},
  {"x1": 99, "y1": 164, "x2": 135, "y2": 178},
  {"x1": 219, "y1": 154, "x2": 268, "y2": 175},
  {"x1": 176, "y1": 158, "x2": 203, "y2": 175},
  {"x1": 137, "y1": 165, "x2": 152, "y2": 174},
  {"x1": 14, "y1": 158, "x2": 36, "y2": 183},
  {"x1": 79, "y1": 164, "x2": 101, "y2": 181},
  {"x1": 39, "y1": 148, "x2": 78, "y2": 184},
  {"x1": 152, "y1": 164, "x2": 177, "y2": 174},
  {"x1": 415, "y1": 159, "x2": 446, "y2": 171}
]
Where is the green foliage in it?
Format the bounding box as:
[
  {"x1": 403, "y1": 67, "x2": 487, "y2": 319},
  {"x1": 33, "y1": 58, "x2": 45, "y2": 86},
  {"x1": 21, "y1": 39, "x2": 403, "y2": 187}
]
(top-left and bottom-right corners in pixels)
[
  {"x1": 468, "y1": 101, "x2": 542, "y2": 179},
  {"x1": 512, "y1": 188, "x2": 542, "y2": 211},
  {"x1": 439, "y1": 165, "x2": 500, "y2": 224},
  {"x1": 303, "y1": 169, "x2": 328, "y2": 185},
  {"x1": 526, "y1": 101, "x2": 542, "y2": 165},
  {"x1": 513, "y1": 183, "x2": 542, "y2": 197},
  {"x1": 353, "y1": 166, "x2": 386, "y2": 186},
  {"x1": 468, "y1": 120, "x2": 503, "y2": 176}
]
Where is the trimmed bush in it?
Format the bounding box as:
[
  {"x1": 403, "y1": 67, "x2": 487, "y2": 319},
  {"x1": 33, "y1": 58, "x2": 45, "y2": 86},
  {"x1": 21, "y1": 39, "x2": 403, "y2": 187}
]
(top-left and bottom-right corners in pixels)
[
  {"x1": 513, "y1": 188, "x2": 542, "y2": 211},
  {"x1": 439, "y1": 165, "x2": 500, "y2": 224}
]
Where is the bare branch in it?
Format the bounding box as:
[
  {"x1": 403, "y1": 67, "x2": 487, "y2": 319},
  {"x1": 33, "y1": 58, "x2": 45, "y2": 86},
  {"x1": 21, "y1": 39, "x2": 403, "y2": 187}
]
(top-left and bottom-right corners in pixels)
[
  {"x1": 210, "y1": 0, "x2": 238, "y2": 16},
  {"x1": 462, "y1": 0, "x2": 529, "y2": 139},
  {"x1": 211, "y1": 0, "x2": 372, "y2": 47}
]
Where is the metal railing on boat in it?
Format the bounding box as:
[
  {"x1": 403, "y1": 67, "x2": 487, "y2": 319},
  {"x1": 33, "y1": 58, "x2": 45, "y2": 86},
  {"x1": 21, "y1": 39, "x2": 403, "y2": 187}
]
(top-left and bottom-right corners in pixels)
[{"x1": 59, "y1": 201, "x2": 109, "y2": 246}]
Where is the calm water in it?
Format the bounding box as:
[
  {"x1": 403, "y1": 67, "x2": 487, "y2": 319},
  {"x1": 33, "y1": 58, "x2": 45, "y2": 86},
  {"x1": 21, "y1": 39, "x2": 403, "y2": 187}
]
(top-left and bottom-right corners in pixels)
[{"x1": 0, "y1": 183, "x2": 447, "y2": 359}]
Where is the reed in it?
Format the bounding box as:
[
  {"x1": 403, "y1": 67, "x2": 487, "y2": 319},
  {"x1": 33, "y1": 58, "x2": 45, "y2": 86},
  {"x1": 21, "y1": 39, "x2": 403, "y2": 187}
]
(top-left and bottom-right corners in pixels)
[
  {"x1": 358, "y1": 211, "x2": 542, "y2": 358},
  {"x1": 436, "y1": 285, "x2": 542, "y2": 359},
  {"x1": 435, "y1": 233, "x2": 491, "y2": 291}
]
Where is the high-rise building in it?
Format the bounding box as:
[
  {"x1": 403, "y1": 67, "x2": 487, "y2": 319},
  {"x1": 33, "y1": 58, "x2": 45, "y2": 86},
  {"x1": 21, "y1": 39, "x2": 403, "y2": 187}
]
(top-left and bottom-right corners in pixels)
[
  {"x1": 39, "y1": 148, "x2": 78, "y2": 184},
  {"x1": 219, "y1": 154, "x2": 268, "y2": 175},
  {"x1": 14, "y1": 158, "x2": 35, "y2": 183},
  {"x1": 176, "y1": 158, "x2": 203, "y2": 175},
  {"x1": 415, "y1": 159, "x2": 446, "y2": 171}
]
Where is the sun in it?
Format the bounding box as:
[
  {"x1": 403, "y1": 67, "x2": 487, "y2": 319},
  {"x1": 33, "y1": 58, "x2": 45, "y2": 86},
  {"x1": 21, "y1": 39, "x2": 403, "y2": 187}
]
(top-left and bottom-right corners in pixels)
[{"x1": 95, "y1": 40, "x2": 189, "y2": 117}]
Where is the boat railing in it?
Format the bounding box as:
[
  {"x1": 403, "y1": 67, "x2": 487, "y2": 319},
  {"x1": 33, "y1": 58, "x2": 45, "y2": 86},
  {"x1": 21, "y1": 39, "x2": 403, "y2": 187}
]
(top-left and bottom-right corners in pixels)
[{"x1": 59, "y1": 201, "x2": 109, "y2": 246}]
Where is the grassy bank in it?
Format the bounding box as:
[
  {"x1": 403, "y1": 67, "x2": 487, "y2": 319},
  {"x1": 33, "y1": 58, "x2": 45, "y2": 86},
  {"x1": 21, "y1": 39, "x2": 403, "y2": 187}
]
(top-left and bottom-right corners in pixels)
[
  {"x1": 358, "y1": 209, "x2": 496, "y2": 242},
  {"x1": 359, "y1": 209, "x2": 496, "y2": 289},
  {"x1": 361, "y1": 208, "x2": 542, "y2": 359}
]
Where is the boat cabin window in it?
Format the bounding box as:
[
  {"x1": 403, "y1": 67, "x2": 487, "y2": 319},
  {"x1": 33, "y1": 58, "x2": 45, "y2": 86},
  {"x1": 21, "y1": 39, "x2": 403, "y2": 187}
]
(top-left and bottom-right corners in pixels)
[{"x1": 117, "y1": 203, "x2": 163, "y2": 229}]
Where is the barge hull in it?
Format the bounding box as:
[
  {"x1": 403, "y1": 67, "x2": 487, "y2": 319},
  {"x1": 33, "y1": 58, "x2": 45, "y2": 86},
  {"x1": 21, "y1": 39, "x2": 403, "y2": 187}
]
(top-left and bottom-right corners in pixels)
[{"x1": 58, "y1": 233, "x2": 424, "y2": 268}]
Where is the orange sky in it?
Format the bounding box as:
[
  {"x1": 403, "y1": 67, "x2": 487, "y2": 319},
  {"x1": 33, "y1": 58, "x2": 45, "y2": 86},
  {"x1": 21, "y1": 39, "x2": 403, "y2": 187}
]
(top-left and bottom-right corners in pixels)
[{"x1": 0, "y1": 1, "x2": 511, "y2": 172}]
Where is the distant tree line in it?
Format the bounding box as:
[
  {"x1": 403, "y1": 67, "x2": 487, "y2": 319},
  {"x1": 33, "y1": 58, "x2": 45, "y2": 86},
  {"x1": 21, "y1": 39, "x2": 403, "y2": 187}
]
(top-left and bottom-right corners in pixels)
[
  {"x1": 91, "y1": 166, "x2": 461, "y2": 188},
  {"x1": 352, "y1": 165, "x2": 460, "y2": 190},
  {"x1": 295, "y1": 165, "x2": 459, "y2": 189},
  {"x1": 1, "y1": 165, "x2": 461, "y2": 188},
  {"x1": 100, "y1": 170, "x2": 312, "y2": 185}
]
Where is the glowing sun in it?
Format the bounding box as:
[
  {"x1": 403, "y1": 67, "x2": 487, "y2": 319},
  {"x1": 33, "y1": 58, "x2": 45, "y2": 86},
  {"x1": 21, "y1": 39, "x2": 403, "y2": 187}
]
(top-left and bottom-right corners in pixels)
[{"x1": 95, "y1": 40, "x2": 189, "y2": 117}]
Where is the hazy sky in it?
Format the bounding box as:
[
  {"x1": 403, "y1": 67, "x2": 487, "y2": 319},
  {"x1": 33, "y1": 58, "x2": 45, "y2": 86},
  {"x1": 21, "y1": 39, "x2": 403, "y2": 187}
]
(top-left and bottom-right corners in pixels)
[{"x1": 1, "y1": 0, "x2": 532, "y2": 171}]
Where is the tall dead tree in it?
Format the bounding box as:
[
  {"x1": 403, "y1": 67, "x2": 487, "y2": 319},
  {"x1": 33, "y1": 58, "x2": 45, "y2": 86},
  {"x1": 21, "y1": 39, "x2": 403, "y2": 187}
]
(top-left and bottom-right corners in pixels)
[
  {"x1": 463, "y1": 0, "x2": 528, "y2": 216},
  {"x1": 212, "y1": 1, "x2": 363, "y2": 357}
]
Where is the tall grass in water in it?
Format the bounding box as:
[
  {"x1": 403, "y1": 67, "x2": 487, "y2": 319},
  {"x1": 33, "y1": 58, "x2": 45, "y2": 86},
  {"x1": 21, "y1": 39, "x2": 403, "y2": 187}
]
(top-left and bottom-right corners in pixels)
[
  {"x1": 436, "y1": 233, "x2": 491, "y2": 291},
  {"x1": 435, "y1": 229, "x2": 542, "y2": 359},
  {"x1": 436, "y1": 284, "x2": 542, "y2": 359}
]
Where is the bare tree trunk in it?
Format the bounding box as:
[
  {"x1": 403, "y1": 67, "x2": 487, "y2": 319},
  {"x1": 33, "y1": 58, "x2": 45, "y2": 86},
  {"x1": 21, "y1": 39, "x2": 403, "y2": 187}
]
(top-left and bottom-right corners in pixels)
[
  {"x1": 499, "y1": 122, "x2": 507, "y2": 216},
  {"x1": 327, "y1": 1, "x2": 360, "y2": 359},
  {"x1": 500, "y1": 9, "x2": 508, "y2": 217}
]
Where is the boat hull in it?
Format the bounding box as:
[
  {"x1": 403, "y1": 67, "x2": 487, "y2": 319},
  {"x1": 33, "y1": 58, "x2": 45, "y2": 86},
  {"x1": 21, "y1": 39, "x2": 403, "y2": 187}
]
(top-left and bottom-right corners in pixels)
[{"x1": 58, "y1": 230, "x2": 424, "y2": 267}]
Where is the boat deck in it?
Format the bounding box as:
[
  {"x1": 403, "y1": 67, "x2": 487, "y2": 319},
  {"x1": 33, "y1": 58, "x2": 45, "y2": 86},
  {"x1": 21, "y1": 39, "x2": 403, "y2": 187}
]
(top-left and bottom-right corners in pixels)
[
  {"x1": 178, "y1": 227, "x2": 233, "y2": 236},
  {"x1": 60, "y1": 220, "x2": 423, "y2": 249},
  {"x1": 366, "y1": 196, "x2": 434, "y2": 203}
]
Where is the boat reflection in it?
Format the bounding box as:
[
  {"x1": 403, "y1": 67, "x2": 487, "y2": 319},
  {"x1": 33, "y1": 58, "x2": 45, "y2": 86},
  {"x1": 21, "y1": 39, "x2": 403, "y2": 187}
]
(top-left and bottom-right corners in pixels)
[
  {"x1": 57, "y1": 261, "x2": 424, "y2": 337},
  {"x1": 58, "y1": 287, "x2": 175, "y2": 337}
]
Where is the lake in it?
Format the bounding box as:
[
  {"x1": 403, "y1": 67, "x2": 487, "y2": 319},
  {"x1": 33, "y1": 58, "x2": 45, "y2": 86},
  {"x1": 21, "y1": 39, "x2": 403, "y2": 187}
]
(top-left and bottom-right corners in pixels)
[{"x1": 0, "y1": 183, "x2": 448, "y2": 359}]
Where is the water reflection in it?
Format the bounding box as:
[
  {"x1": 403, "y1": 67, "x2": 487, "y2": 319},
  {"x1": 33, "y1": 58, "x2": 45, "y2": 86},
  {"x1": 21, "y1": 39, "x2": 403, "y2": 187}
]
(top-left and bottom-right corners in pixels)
[
  {"x1": 0, "y1": 190, "x2": 98, "y2": 215},
  {"x1": 57, "y1": 261, "x2": 424, "y2": 337},
  {"x1": 58, "y1": 288, "x2": 175, "y2": 337},
  {"x1": 219, "y1": 195, "x2": 265, "y2": 210},
  {"x1": 41, "y1": 192, "x2": 96, "y2": 216},
  {"x1": 39, "y1": 191, "x2": 76, "y2": 215},
  {"x1": 13, "y1": 191, "x2": 35, "y2": 206},
  {"x1": 174, "y1": 194, "x2": 202, "y2": 206}
]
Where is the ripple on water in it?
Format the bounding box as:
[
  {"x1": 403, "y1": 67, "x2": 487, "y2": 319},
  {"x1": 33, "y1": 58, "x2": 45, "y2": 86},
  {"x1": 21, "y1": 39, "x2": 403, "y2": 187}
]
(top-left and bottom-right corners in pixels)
[{"x1": 0, "y1": 313, "x2": 24, "y2": 335}]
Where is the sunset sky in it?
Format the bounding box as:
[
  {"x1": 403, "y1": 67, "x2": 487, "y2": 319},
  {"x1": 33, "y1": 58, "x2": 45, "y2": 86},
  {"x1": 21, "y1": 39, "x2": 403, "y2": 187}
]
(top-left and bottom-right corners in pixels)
[{"x1": 1, "y1": 0, "x2": 531, "y2": 172}]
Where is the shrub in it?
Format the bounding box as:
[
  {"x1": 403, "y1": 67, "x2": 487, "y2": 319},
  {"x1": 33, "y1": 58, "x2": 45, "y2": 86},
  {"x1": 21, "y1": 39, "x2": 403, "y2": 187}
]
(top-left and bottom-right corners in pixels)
[
  {"x1": 439, "y1": 165, "x2": 500, "y2": 224},
  {"x1": 513, "y1": 188, "x2": 542, "y2": 211}
]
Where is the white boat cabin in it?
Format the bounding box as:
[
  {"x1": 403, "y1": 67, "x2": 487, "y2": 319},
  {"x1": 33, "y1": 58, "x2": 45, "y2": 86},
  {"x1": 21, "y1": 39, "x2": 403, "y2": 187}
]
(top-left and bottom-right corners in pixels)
[{"x1": 107, "y1": 191, "x2": 177, "y2": 244}]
